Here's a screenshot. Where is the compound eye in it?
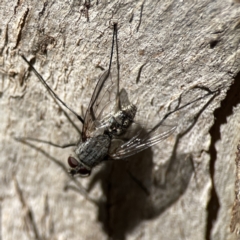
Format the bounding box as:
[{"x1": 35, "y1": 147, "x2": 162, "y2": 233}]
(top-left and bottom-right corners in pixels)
[
  {"x1": 68, "y1": 156, "x2": 91, "y2": 177},
  {"x1": 68, "y1": 156, "x2": 79, "y2": 168},
  {"x1": 77, "y1": 168, "x2": 91, "y2": 177}
]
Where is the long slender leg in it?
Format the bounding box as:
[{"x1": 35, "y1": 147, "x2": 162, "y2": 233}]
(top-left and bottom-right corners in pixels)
[
  {"x1": 15, "y1": 137, "x2": 76, "y2": 148},
  {"x1": 16, "y1": 138, "x2": 97, "y2": 204},
  {"x1": 20, "y1": 54, "x2": 84, "y2": 124},
  {"x1": 114, "y1": 23, "x2": 121, "y2": 112},
  {"x1": 52, "y1": 96, "x2": 82, "y2": 135},
  {"x1": 147, "y1": 87, "x2": 220, "y2": 136},
  {"x1": 89, "y1": 23, "x2": 118, "y2": 120}
]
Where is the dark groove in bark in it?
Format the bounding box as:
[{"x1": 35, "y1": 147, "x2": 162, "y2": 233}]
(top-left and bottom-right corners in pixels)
[{"x1": 206, "y1": 71, "x2": 240, "y2": 240}]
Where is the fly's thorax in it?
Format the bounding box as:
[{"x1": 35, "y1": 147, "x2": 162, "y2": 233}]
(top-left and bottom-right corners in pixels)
[
  {"x1": 107, "y1": 104, "x2": 137, "y2": 136},
  {"x1": 74, "y1": 134, "x2": 111, "y2": 168}
]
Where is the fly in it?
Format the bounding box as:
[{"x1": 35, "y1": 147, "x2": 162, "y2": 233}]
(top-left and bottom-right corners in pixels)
[{"x1": 19, "y1": 23, "x2": 218, "y2": 177}]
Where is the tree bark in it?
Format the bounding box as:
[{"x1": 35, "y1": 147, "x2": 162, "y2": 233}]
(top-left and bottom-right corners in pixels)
[{"x1": 1, "y1": 0, "x2": 240, "y2": 239}]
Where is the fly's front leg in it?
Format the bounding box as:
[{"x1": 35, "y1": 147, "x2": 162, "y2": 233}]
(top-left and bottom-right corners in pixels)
[{"x1": 14, "y1": 137, "x2": 76, "y2": 148}]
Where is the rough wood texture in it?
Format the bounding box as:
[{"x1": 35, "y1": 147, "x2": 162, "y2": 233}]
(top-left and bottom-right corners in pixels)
[{"x1": 1, "y1": 0, "x2": 240, "y2": 239}]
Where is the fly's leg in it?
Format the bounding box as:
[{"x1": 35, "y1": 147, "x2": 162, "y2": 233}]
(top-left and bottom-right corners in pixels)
[
  {"x1": 20, "y1": 54, "x2": 84, "y2": 125},
  {"x1": 52, "y1": 96, "x2": 82, "y2": 135},
  {"x1": 15, "y1": 137, "x2": 97, "y2": 205},
  {"x1": 113, "y1": 23, "x2": 121, "y2": 113},
  {"x1": 21, "y1": 55, "x2": 83, "y2": 135},
  {"x1": 15, "y1": 137, "x2": 76, "y2": 148},
  {"x1": 88, "y1": 23, "x2": 120, "y2": 120}
]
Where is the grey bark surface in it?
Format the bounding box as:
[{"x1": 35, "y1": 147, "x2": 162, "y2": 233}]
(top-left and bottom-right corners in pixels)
[{"x1": 1, "y1": 0, "x2": 240, "y2": 240}]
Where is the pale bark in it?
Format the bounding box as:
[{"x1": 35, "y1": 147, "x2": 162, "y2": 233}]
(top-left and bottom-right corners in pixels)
[{"x1": 1, "y1": 0, "x2": 240, "y2": 239}]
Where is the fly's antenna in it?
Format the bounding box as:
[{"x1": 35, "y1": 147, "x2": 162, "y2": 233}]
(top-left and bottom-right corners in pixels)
[{"x1": 20, "y1": 54, "x2": 84, "y2": 124}]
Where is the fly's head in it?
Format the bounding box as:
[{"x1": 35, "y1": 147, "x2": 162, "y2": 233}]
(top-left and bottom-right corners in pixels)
[
  {"x1": 68, "y1": 156, "x2": 91, "y2": 177},
  {"x1": 67, "y1": 138, "x2": 93, "y2": 177}
]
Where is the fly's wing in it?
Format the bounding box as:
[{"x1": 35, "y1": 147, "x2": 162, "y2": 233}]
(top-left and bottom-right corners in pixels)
[
  {"x1": 118, "y1": 88, "x2": 130, "y2": 108},
  {"x1": 110, "y1": 86, "x2": 218, "y2": 159},
  {"x1": 110, "y1": 125, "x2": 176, "y2": 159},
  {"x1": 82, "y1": 24, "x2": 123, "y2": 140},
  {"x1": 82, "y1": 69, "x2": 119, "y2": 140}
]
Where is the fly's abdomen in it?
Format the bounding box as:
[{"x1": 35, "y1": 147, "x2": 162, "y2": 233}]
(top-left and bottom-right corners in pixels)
[
  {"x1": 75, "y1": 134, "x2": 111, "y2": 168},
  {"x1": 107, "y1": 104, "x2": 137, "y2": 136}
]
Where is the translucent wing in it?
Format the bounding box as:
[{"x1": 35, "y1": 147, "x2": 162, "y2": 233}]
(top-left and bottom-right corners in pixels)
[
  {"x1": 110, "y1": 125, "x2": 176, "y2": 159},
  {"x1": 82, "y1": 25, "x2": 120, "y2": 140},
  {"x1": 110, "y1": 85, "x2": 219, "y2": 160},
  {"x1": 82, "y1": 70, "x2": 118, "y2": 140}
]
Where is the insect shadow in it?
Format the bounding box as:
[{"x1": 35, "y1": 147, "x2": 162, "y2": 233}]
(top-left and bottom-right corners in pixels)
[
  {"x1": 18, "y1": 23, "x2": 218, "y2": 180},
  {"x1": 85, "y1": 88, "x2": 218, "y2": 239},
  {"x1": 18, "y1": 24, "x2": 174, "y2": 178},
  {"x1": 17, "y1": 23, "x2": 220, "y2": 238}
]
